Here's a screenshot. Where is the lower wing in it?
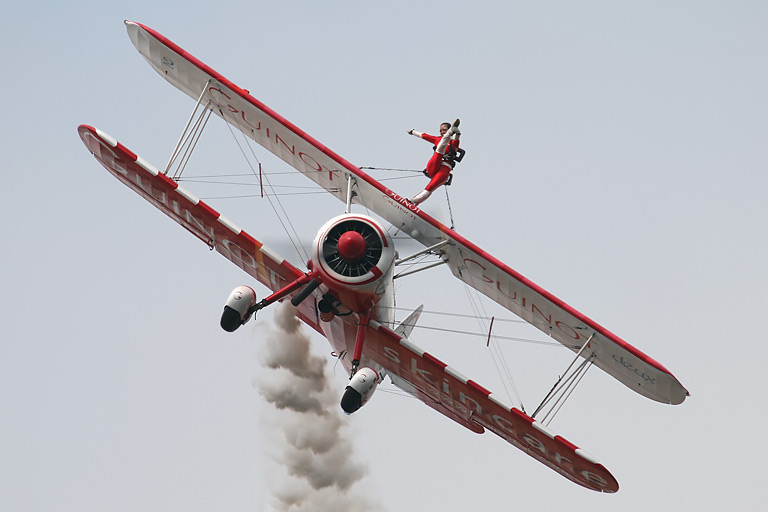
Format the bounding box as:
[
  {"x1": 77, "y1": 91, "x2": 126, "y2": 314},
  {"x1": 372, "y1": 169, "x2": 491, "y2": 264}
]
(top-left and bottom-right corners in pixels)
[
  {"x1": 79, "y1": 124, "x2": 618, "y2": 492},
  {"x1": 357, "y1": 318, "x2": 619, "y2": 493}
]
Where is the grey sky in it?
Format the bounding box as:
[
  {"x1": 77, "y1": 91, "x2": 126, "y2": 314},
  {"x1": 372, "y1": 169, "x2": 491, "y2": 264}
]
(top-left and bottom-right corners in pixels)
[{"x1": 2, "y1": 1, "x2": 766, "y2": 510}]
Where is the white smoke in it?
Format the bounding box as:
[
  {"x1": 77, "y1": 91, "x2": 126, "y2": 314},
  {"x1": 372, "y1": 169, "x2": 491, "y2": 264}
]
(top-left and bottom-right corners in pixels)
[{"x1": 253, "y1": 302, "x2": 384, "y2": 512}]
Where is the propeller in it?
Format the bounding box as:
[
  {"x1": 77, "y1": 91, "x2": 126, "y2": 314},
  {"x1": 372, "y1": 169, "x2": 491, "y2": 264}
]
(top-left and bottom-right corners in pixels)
[{"x1": 321, "y1": 219, "x2": 383, "y2": 277}]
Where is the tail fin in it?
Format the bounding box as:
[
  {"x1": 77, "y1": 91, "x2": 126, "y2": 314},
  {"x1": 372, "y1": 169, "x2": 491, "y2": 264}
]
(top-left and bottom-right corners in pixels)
[{"x1": 395, "y1": 305, "x2": 424, "y2": 339}]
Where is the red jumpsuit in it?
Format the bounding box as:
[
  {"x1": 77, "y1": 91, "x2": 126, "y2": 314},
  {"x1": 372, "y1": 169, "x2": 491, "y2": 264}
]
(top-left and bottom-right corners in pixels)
[{"x1": 419, "y1": 133, "x2": 460, "y2": 192}]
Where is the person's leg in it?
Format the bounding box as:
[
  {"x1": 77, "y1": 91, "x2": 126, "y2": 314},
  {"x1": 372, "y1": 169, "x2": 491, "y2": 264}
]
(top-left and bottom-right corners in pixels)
[
  {"x1": 425, "y1": 165, "x2": 451, "y2": 192},
  {"x1": 424, "y1": 151, "x2": 443, "y2": 177},
  {"x1": 411, "y1": 163, "x2": 451, "y2": 204},
  {"x1": 410, "y1": 189, "x2": 431, "y2": 204}
]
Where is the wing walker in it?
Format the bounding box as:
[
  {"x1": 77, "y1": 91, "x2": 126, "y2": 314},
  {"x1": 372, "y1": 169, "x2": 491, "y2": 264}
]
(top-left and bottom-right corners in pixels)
[{"x1": 78, "y1": 21, "x2": 689, "y2": 493}]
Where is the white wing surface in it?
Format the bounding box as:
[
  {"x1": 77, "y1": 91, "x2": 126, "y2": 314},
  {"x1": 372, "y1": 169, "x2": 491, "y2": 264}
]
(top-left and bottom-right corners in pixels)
[{"x1": 125, "y1": 21, "x2": 688, "y2": 405}]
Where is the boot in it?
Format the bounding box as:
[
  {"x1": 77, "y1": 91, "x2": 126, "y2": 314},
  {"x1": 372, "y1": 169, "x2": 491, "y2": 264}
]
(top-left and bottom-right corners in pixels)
[
  {"x1": 410, "y1": 189, "x2": 432, "y2": 205},
  {"x1": 447, "y1": 118, "x2": 460, "y2": 136}
]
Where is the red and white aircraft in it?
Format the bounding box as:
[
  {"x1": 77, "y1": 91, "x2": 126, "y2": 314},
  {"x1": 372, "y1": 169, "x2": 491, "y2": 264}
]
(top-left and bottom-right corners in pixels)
[{"x1": 78, "y1": 21, "x2": 689, "y2": 494}]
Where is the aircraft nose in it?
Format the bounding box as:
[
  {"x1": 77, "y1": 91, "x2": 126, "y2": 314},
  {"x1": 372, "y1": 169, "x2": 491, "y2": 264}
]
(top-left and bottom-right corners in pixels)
[{"x1": 337, "y1": 231, "x2": 366, "y2": 262}]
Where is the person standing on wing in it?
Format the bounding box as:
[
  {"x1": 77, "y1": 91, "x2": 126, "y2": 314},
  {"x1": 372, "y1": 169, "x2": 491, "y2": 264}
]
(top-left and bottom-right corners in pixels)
[{"x1": 407, "y1": 118, "x2": 463, "y2": 205}]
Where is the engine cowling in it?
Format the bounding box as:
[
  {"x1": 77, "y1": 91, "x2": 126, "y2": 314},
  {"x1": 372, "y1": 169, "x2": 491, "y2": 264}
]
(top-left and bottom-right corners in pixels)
[
  {"x1": 340, "y1": 367, "x2": 381, "y2": 414},
  {"x1": 311, "y1": 214, "x2": 395, "y2": 312},
  {"x1": 220, "y1": 285, "x2": 257, "y2": 332}
]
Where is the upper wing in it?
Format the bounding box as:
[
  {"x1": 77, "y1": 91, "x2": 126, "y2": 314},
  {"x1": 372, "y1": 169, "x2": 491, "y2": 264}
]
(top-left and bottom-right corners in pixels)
[
  {"x1": 352, "y1": 318, "x2": 619, "y2": 493},
  {"x1": 439, "y1": 239, "x2": 690, "y2": 405},
  {"x1": 124, "y1": 20, "x2": 436, "y2": 237},
  {"x1": 124, "y1": 21, "x2": 688, "y2": 405}
]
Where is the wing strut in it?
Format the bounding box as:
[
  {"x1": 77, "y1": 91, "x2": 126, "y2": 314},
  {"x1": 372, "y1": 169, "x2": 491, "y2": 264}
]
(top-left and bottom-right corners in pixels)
[
  {"x1": 395, "y1": 239, "x2": 450, "y2": 266},
  {"x1": 351, "y1": 310, "x2": 371, "y2": 377},
  {"x1": 532, "y1": 333, "x2": 596, "y2": 423},
  {"x1": 394, "y1": 260, "x2": 447, "y2": 279},
  {"x1": 166, "y1": 78, "x2": 215, "y2": 179},
  {"x1": 393, "y1": 240, "x2": 450, "y2": 279},
  {"x1": 345, "y1": 174, "x2": 357, "y2": 213},
  {"x1": 245, "y1": 272, "x2": 316, "y2": 317}
]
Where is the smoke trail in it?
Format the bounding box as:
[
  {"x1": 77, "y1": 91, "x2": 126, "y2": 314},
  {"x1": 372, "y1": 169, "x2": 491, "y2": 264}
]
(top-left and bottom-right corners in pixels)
[{"x1": 253, "y1": 302, "x2": 384, "y2": 512}]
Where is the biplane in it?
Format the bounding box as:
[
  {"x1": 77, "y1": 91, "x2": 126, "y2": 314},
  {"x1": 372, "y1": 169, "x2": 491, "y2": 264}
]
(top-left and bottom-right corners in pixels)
[{"x1": 77, "y1": 21, "x2": 689, "y2": 494}]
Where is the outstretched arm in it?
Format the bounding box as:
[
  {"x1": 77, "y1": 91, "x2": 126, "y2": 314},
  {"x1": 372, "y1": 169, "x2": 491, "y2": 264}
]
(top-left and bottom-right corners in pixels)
[{"x1": 408, "y1": 130, "x2": 441, "y2": 145}]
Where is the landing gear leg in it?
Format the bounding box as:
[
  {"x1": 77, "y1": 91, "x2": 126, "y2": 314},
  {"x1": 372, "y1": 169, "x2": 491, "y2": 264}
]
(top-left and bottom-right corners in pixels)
[
  {"x1": 350, "y1": 311, "x2": 370, "y2": 377},
  {"x1": 246, "y1": 272, "x2": 315, "y2": 316}
]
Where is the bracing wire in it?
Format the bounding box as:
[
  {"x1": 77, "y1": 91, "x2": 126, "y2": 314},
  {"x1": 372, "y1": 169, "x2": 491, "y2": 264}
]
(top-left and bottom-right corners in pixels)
[
  {"x1": 181, "y1": 171, "x2": 417, "y2": 183},
  {"x1": 200, "y1": 191, "x2": 330, "y2": 200},
  {"x1": 378, "y1": 387, "x2": 419, "y2": 399},
  {"x1": 176, "y1": 179, "x2": 326, "y2": 189},
  {"x1": 460, "y1": 282, "x2": 525, "y2": 411},
  {"x1": 414, "y1": 324, "x2": 561, "y2": 347},
  {"x1": 219, "y1": 112, "x2": 310, "y2": 264},
  {"x1": 388, "y1": 306, "x2": 530, "y2": 325},
  {"x1": 179, "y1": 170, "x2": 316, "y2": 178},
  {"x1": 242, "y1": 131, "x2": 312, "y2": 264},
  {"x1": 450, "y1": 248, "x2": 528, "y2": 412},
  {"x1": 242, "y1": 133, "x2": 305, "y2": 244},
  {"x1": 373, "y1": 306, "x2": 562, "y2": 348},
  {"x1": 359, "y1": 166, "x2": 422, "y2": 173},
  {"x1": 444, "y1": 185, "x2": 456, "y2": 230},
  {"x1": 179, "y1": 123, "x2": 586, "y2": 419}
]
